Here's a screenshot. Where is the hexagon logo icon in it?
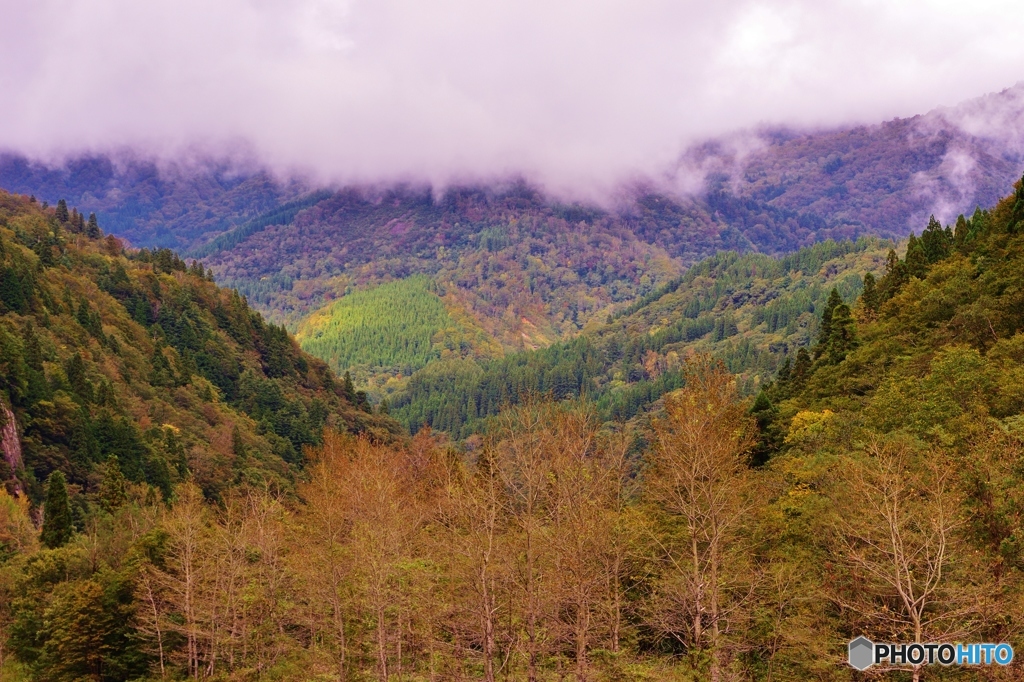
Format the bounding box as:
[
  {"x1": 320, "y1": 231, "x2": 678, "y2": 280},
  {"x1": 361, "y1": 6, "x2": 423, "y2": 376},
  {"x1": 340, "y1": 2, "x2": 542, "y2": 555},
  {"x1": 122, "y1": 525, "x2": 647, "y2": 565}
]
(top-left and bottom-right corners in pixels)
[{"x1": 849, "y1": 636, "x2": 875, "y2": 670}]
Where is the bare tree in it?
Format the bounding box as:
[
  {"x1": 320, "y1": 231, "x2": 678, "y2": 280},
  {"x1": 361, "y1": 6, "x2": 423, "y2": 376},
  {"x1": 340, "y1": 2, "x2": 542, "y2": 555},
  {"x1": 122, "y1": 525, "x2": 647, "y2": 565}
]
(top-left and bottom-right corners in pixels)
[
  {"x1": 299, "y1": 430, "x2": 356, "y2": 681},
  {"x1": 441, "y1": 447, "x2": 508, "y2": 682},
  {"x1": 344, "y1": 437, "x2": 423, "y2": 682},
  {"x1": 834, "y1": 437, "x2": 985, "y2": 682},
  {"x1": 645, "y1": 356, "x2": 755, "y2": 682},
  {"x1": 494, "y1": 400, "x2": 556, "y2": 682},
  {"x1": 158, "y1": 482, "x2": 211, "y2": 680}
]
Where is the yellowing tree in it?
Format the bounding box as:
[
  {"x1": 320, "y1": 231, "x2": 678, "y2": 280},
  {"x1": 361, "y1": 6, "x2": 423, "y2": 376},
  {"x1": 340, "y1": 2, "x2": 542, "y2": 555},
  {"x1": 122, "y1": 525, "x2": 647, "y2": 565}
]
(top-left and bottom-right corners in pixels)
[{"x1": 645, "y1": 355, "x2": 755, "y2": 682}]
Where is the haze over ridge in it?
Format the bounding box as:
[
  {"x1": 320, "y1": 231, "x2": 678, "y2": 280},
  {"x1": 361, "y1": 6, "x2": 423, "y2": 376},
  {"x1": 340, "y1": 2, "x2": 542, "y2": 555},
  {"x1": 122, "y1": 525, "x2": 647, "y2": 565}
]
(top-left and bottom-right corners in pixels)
[{"x1": 3, "y1": 0, "x2": 1024, "y2": 195}]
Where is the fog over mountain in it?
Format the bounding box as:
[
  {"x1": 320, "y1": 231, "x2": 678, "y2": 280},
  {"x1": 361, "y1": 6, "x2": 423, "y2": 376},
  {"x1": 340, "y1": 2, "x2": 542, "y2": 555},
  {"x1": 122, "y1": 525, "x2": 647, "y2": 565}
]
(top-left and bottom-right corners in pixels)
[{"x1": 3, "y1": 0, "x2": 1024, "y2": 193}]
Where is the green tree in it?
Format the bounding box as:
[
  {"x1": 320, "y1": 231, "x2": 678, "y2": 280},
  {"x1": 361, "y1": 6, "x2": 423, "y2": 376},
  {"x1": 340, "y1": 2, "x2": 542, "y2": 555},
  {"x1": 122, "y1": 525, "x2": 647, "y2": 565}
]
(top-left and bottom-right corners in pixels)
[
  {"x1": 1010, "y1": 173, "x2": 1024, "y2": 232},
  {"x1": 879, "y1": 248, "x2": 907, "y2": 301},
  {"x1": 904, "y1": 233, "x2": 928, "y2": 279},
  {"x1": 231, "y1": 424, "x2": 246, "y2": 458},
  {"x1": 860, "y1": 272, "x2": 879, "y2": 314},
  {"x1": 55, "y1": 199, "x2": 69, "y2": 224},
  {"x1": 64, "y1": 353, "x2": 93, "y2": 404},
  {"x1": 86, "y1": 213, "x2": 100, "y2": 239},
  {"x1": 99, "y1": 456, "x2": 128, "y2": 512},
  {"x1": 791, "y1": 348, "x2": 812, "y2": 387},
  {"x1": 40, "y1": 579, "x2": 111, "y2": 681},
  {"x1": 920, "y1": 215, "x2": 952, "y2": 264},
  {"x1": 749, "y1": 390, "x2": 782, "y2": 466},
  {"x1": 954, "y1": 214, "x2": 969, "y2": 251},
  {"x1": 821, "y1": 303, "x2": 857, "y2": 365},
  {"x1": 42, "y1": 471, "x2": 74, "y2": 548},
  {"x1": 814, "y1": 288, "x2": 843, "y2": 358}
]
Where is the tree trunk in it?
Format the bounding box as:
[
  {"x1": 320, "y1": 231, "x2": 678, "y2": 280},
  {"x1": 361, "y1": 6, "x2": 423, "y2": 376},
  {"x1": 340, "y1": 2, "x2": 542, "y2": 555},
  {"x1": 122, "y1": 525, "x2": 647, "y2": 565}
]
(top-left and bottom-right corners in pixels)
[{"x1": 377, "y1": 604, "x2": 388, "y2": 682}]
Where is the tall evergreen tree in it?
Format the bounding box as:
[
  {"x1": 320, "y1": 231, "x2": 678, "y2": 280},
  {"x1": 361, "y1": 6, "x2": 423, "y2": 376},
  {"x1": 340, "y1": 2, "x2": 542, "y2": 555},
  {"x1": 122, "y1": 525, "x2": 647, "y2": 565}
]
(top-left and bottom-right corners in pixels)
[
  {"x1": 86, "y1": 213, "x2": 100, "y2": 239},
  {"x1": 775, "y1": 356, "x2": 791, "y2": 385},
  {"x1": 42, "y1": 470, "x2": 74, "y2": 548},
  {"x1": 821, "y1": 303, "x2": 857, "y2": 364},
  {"x1": 99, "y1": 456, "x2": 128, "y2": 512},
  {"x1": 904, "y1": 234, "x2": 928, "y2": 279},
  {"x1": 1010, "y1": 173, "x2": 1024, "y2": 233},
  {"x1": 954, "y1": 214, "x2": 969, "y2": 251},
  {"x1": 55, "y1": 199, "x2": 69, "y2": 224},
  {"x1": 860, "y1": 272, "x2": 879, "y2": 313},
  {"x1": 814, "y1": 288, "x2": 843, "y2": 358},
  {"x1": 749, "y1": 390, "x2": 782, "y2": 466},
  {"x1": 791, "y1": 348, "x2": 812, "y2": 387},
  {"x1": 343, "y1": 370, "x2": 356, "y2": 401},
  {"x1": 879, "y1": 248, "x2": 907, "y2": 302},
  {"x1": 232, "y1": 424, "x2": 247, "y2": 458},
  {"x1": 920, "y1": 215, "x2": 952, "y2": 263}
]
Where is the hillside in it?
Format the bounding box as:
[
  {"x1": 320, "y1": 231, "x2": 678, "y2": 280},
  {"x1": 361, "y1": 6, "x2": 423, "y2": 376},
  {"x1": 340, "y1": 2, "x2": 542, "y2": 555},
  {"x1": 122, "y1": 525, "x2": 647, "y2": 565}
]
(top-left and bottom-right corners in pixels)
[
  {"x1": 3, "y1": 85, "x2": 1022, "y2": 357},
  {"x1": 2, "y1": 179, "x2": 1023, "y2": 682},
  {"x1": 0, "y1": 191, "x2": 397, "y2": 505},
  {"x1": 391, "y1": 237, "x2": 892, "y2": 437},
  {"x1": 294, "y1": 275, "x2": 502, "y2": 397}
]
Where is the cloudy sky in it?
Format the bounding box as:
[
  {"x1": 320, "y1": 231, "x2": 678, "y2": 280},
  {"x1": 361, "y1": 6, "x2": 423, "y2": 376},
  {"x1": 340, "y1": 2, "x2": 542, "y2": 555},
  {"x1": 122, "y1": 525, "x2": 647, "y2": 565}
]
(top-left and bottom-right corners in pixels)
[{"x1": 1, "y1": 0, "x2": 1023, "y2": 193}]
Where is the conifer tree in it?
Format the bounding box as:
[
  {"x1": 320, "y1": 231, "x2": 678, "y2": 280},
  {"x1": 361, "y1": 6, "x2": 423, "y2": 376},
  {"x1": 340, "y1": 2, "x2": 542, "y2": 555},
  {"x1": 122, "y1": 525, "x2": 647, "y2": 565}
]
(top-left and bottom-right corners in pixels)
[
  {"x1": 860, "y1": 272, "x2": 879, "y2": 313},
  {"x1": 814, "y1": 288, "x2": 843, "y2": 358},
  {"x1": 232, "y1": 425, "x2": 246, "y2": 458},
  {"x1": 86, "y1": 213, "x2": 100, "y2": 239},
  {"x1": 64, "y1": 353, "x2": 93, "y2": 403},
  {"x1": 879, "y1": 248, "x2": 907, "y2": 301},
  {"x1": 750, "y1": 390, "x2": 781, "y2": 466},
  {"x1": 342, "y1": 371, "x2": 355, "y2": 401},
  {"x1": 42, "y1": 470, "x2": 74, "y2": 548},
  {"x1": 920, "y1": 215, "x2": 952, "y2": 263},
  {"x1": 775, "y1": 356, "x2": 791, "y2": 385},
  {"x1": 55, "y1": 199, "x2": 69, "y2": 224},
  {"x1": 904, "y1": 234, "x2": 928, "y2": 279},
  {"x1": 822, "y1": 303, "x2": 857, "y2": 364},
  {"x1": 954, "y1": 214, "x2": 969, "y2": 251},
  {"x1": 791, "y1": 348, "x2": 812, "y2": 387},
  {"x1": 1010, "y1": 173, "x2": 1024, "y2": 232},
  {"x1": 99, "y1": 456, "x2": 128, "y2": 512}
]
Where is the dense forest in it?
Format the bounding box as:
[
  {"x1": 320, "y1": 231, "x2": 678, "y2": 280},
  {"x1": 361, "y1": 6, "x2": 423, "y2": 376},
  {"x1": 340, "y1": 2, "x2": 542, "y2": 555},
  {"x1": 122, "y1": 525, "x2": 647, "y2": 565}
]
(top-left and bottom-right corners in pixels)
[
  {"x1": 294, "y1": 276, "x2": 501, "y2": 397},
  {"x1": 0, "y1": 190, "x2": 397, "y2": 501},
  {"x1": 4, "y1": 84, "x2": 1021, "y2": 354},
  {"x1": 2, "y1": 174, "x2": 1024, "y2": 681},
  {"x1": 391, "y1": 237, "x2": 889, "y2": 437}
]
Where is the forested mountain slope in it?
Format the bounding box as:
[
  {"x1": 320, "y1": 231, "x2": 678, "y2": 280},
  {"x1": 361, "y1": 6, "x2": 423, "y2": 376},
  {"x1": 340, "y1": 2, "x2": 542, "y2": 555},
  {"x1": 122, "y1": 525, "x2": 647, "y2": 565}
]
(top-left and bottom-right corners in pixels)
[
  {"x1": 4, "y1": 85, "x2": 1022, "y2": 348},
  {"x1": 3, "y1": 181, "x2": 1024, "y2": 682},
  {"x1": 0, "y1": 190, "x2": 397, "y2": 506},
  {"x1": 0, "y1": 154, "x2": 307, "y2": 250},
  {"x1": 391, "y1": 237, "x2": 892, "y2": 437},
  {"x1": 763, "y1": 178, "x2": 1024, "y2": 447}
]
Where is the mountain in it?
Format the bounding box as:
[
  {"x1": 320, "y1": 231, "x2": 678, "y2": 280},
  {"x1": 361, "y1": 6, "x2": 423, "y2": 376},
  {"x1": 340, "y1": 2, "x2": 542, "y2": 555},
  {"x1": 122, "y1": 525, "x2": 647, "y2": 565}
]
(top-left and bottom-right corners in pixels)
[
  {"x1": 3, "y1": 84, "x2": 1023, "y2": 401},
  {"x1": 0, "y1": 191, "x2": 398, "y2": 505},
  {"x1": 0, "y1": 154, "x2": 307, "y2": 250},
  {"x1": 2, "y1": 177, "x2": 1024, "y2": 682},
  {"x1": 390, "y1": 236, "x2": 892, "y2": 437}
]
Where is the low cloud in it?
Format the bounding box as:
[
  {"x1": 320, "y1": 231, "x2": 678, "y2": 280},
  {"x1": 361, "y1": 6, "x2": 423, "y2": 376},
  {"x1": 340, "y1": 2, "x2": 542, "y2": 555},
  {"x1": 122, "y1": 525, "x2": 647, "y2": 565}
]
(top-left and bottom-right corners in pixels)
[{"x1": 2, "y1": 0, "x2": 1024, "y2": 195}]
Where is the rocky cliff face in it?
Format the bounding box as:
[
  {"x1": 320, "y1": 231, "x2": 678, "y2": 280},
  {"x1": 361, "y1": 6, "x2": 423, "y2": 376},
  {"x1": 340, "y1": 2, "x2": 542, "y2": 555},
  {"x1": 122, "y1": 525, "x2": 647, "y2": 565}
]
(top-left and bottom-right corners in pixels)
[{"x1": 0, "y1": 400, "x2": 23, "y2": 495}]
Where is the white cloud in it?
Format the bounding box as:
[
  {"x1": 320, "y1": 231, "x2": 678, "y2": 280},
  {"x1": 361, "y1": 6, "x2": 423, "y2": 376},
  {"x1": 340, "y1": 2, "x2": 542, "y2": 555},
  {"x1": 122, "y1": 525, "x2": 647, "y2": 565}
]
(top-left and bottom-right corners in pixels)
[{"x1": 2, "y1": 0, "x2": 1023, "y2": 193}]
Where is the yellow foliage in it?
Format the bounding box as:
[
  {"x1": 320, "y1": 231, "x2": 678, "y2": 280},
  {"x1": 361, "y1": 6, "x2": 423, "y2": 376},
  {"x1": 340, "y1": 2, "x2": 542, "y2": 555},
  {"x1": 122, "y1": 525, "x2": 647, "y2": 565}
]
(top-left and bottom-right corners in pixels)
[
  {"x1": 785, "y1": 409, "x2": 835, "y2": 444},
  {"x1": 0, "y1": 488, "x2": 38, "y2": 556}
]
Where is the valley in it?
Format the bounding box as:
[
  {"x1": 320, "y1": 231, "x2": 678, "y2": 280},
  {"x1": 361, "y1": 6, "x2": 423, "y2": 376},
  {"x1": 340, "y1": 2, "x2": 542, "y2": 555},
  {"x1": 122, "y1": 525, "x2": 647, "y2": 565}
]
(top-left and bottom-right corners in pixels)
[{"x1": 5, "y1": 87, "x2": 1024, "y2": 423}]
